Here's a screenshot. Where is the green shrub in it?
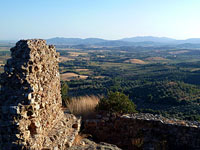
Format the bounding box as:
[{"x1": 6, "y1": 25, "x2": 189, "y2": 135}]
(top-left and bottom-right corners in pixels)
[
  {"x1": 96, "y1": 91, "x2": 137, "y2": 113},
  {"x1": 61, "y1": 82, "x2": 69, "y2": 106}
]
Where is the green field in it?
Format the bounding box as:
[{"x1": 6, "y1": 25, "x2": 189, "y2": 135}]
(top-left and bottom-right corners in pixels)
[
  {"x1": 1, "y1": 44, "x2": 200, "y2": 121},
  {"x1": 58, "y1": 47, "x2": 200, "y2": 121}
]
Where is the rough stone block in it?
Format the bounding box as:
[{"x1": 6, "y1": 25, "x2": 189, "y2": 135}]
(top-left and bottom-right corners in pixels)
[{"x1": 0, "y1": 39, "x2": 80, "y2": 150}]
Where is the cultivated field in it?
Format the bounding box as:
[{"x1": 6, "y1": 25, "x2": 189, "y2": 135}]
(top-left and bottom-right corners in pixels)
[
  {"x1": 60, "y1": 72, "x2": 88, "y2": 81},
  {"x1": 125, "y1": 59, "x2": 147, "y2": 64}
]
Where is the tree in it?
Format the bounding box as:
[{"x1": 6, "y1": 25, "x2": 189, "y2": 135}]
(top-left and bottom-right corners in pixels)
[
  {"x1": 61, "y1": 82, "x2": 69, "y2": 106},
  {"x1": 96, "y1": 91, "x2": 137, "y2": 114}
]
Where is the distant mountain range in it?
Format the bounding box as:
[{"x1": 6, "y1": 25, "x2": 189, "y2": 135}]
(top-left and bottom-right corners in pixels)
[
  {"x1": 46, "y1": 37, "x2": 106, "y2": 45},
  {"x1": 121, "y1": 36, "x2": 176, "y2": 43},
  {"x1": 46, "y1": 36, "x2": 200, "y2": 47}
]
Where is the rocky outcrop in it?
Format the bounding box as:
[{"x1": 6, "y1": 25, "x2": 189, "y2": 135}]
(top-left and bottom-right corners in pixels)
[
  {"x1": 0, "y1": 39, "x2": 80, "y2": 150},
  {"x1": 1, "y1": 39, "x2": 200, "y2": 150},
  {"x1": 84, "y1": 113, "x2": 200, "y2": 150},
  {"x1": 69, "y1": 138, "x2": 122, "y2": 150}
]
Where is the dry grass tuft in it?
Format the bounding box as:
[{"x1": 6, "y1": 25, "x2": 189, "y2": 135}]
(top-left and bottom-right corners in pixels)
[
  {"x1": 66, "y1": 95, "x2": 100, "y2": 119},
  {"x1": 73, "y1": 134, "x2": 92, "y2": 145}
]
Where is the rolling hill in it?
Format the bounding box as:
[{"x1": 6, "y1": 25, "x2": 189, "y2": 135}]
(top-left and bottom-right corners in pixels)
[{"x1": 46, "y1": 36, "x2": 200, "y2": 47}]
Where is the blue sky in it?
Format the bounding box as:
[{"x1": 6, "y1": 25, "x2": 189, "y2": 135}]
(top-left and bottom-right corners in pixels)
[{"x1": 0, "y1": 0, "x2": 200, "y2": 40}]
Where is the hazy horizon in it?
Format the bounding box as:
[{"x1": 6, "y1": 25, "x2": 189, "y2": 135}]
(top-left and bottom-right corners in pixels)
[
  {"x1": 1, "y1": 0, "x2": 200, "y2": 40},
  {"x1": 2, "y1": 36, "x2": 200, "y2": 42}
]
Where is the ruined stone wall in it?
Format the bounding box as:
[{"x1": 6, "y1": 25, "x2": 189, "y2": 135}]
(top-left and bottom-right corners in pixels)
[
  {"x1": 0, "y1": 39, "x2": 80, "y2": 150},
  {"x1": 84, "y1": 113, "x2": 200, "y2": 150}
]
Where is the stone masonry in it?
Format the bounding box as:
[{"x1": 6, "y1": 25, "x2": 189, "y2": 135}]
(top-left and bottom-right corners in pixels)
[
  {"x1": 1, "y1": 39, "x2": 200, "y2": 150},
  {"x1": 84, "y1": 113, "x2": 200, "y2": 150},
  {"x1": 0, "y1": 39, "x2": 80, "y2": 150}
]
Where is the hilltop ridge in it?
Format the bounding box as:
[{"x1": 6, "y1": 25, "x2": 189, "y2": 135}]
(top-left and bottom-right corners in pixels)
[
  {"x1": 46, "y1": 36, "x2": 200, "y2": 46},
  {"x1": 0, "y1": 39, "x2": 200, "y2": 150}
]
